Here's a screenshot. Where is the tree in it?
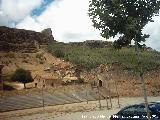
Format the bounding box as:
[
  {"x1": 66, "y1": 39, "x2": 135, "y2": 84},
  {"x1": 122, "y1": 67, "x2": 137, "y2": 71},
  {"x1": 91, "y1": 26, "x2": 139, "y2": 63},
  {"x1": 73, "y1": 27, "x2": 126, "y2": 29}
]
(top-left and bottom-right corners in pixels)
[
  {"x1": 89, "y1": 0, "x2": 160, "y2": 119},
  {"x1": 11, "y1": 68, "x2": 33, "y2": 89}
]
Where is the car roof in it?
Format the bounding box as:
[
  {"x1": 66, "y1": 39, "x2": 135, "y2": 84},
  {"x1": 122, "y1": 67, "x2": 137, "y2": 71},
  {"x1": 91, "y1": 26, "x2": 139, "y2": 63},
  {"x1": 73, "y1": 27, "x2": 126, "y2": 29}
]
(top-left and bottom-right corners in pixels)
[
  {"x1": 139, "y1": 102, "x2": 160, "y2": 106},
  {"x1": 118, "y1": 102, "x2": 160, "y2": 113},
  {"x1": 118, "y1": 104, "x2": 141, "y2": 112}
]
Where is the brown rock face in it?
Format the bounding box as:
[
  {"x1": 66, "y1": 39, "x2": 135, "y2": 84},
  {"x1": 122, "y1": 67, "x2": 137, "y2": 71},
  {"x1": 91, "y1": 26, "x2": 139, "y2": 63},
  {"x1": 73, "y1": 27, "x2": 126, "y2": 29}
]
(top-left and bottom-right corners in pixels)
[
  {"x1": 41, "y1": 28, "x2": 53, "y2": 38},
  {"x1": 0, "y1": 26, "x2": 55, "y2": 52}
]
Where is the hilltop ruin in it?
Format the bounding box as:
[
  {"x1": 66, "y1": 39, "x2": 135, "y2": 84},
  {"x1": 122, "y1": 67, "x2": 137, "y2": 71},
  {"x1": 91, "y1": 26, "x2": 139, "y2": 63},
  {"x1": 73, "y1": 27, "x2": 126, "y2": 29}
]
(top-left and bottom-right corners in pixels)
[{"x1": 0, "y1": 26, "x2": 56, "y2": 52}]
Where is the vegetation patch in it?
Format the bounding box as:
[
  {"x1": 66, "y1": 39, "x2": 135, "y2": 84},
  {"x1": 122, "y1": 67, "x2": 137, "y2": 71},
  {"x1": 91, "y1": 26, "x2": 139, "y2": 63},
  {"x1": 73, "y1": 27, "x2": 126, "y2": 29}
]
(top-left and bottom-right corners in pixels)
[
  {"x1": 48, "y1": 42, "x2": 160, "y2": 70},
  {"x1": 11, "y1": 68, "x2": 33, "y2": 89}
]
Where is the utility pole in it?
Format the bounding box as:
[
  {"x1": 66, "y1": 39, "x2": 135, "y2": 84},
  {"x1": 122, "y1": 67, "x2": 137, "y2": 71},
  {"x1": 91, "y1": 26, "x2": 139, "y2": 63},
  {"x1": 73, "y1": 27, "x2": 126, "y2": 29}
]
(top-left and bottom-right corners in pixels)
[
  {"x1": 113, "y1": 64, "x2": 120, "y2": 108},
  {"x1": 108, "y1": 71, "x2": 112, "y2": 109},
  {"x1": 114, "y1": 71, "x2": 120, "y2": 108},
  {"x1": 86, "y1": 89, "x2": 88, "y2": 104},
  {"x1": 97, "y1": 85, "x2": 101, "y2": 109},
  {"x1": 0, "y1": 65, "x2": 4, "y2": 99},
  {"x1": 42, "y1": 79, "x2": 45, "y2": 112}
]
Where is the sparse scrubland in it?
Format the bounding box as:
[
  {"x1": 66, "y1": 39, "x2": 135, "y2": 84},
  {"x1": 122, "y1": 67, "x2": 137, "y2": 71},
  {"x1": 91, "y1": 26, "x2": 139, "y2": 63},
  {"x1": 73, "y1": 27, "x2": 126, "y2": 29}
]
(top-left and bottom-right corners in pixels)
[{"x1": 48, "y1": 42, "x2": 160, "y2": 70}]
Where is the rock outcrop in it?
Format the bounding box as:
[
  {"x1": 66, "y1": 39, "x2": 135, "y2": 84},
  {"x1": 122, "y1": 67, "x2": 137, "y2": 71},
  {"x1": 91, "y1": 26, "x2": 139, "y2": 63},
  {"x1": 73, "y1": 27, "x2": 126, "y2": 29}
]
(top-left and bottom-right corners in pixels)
[
  {"x1": 70, "y1": 40, "x2": 113, "y2": 48},
  {"x1": 0, "y1": 26, "x2": 55, "y2": 52},
  {"x1": 41, "y1": 28, "x2": 53, "y2": 38}
]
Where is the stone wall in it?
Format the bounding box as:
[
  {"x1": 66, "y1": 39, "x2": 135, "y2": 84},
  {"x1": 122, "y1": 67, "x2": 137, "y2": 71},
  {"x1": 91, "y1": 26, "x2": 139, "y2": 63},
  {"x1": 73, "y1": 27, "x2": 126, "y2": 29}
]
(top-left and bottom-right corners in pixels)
[{"x1": 0, "y1": 26, "x2": 55, "y2": 52}]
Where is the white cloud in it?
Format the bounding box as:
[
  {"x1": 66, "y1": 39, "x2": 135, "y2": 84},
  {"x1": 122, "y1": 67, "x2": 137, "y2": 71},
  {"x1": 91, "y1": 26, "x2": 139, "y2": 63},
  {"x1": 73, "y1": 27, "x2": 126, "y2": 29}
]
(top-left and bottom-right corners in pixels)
[
  {"x1": 16, "y1": 0, "x2": 105, "y2": 42},
  {"x1": 16, "y1": 16, "x2": 45, "y2": 32},
  {"x1": 143, "y1": 16, "x2": 160, "y2": 50},
  {"x1": 0, "y1": 0, "x2": 43, "y2": 23},
  {"x1": 1, "y1": 0, "x2": 160, "y2": 50}
]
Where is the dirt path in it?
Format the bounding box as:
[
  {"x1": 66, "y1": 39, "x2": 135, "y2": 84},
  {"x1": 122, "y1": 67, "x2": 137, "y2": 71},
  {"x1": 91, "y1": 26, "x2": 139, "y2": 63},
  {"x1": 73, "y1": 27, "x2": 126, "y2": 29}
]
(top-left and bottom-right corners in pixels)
[{"x1": 0, "y1": 97, "x2": 160, "y2": 120}]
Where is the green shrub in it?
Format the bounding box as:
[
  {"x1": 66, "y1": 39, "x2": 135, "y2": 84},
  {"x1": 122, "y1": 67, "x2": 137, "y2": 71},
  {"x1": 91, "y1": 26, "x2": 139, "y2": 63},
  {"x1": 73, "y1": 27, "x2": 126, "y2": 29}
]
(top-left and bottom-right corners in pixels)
[
  {"x1": 11, "y1": 68, "x2": 33, "y2": 89},
  {"x1": 39, "y1": 60, "x2": 44, "y2": 64},
  {"x1": 36, "y1": 53, "x2": 43, "y2": 59},
  {"x1": 22, "y1": 59, "x2": 28, "y2": 63},
  {"x1": 76, "y1": 78, "x2": 84, "y2": 84},
  {"x1": 47, "y1": 42, "x2": 160, "y2": 70},
  {"x1": 54, "y1": 49, "x2": 65, "y2": 58}
]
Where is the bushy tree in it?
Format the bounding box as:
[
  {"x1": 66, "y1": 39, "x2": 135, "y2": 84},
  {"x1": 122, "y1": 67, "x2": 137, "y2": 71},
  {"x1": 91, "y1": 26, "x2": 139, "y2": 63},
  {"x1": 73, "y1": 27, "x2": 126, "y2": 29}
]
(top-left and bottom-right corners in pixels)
[
  {"x1": 11, "y1": 68, "x2": 33, "y2": 89},
  {"x1": 89, "y1": 0, "x2": 160, "y2": 119},
  {"x1": 89, "y1": 0, "x2": 160, "y2": 48}
]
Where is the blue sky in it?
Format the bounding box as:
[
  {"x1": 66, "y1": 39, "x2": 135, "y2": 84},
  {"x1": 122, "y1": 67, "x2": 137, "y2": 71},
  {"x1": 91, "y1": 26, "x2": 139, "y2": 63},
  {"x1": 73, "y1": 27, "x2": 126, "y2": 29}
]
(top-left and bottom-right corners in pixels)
[
  {"x1": 31, "y1": 0, "x2": 54, "y2": 17},
  {"x1": 0, "y1": 0, "x2": 103, "y2": 42},
  {"x1": 0, "y1": 0, "x2": 160, "y2": 51}
]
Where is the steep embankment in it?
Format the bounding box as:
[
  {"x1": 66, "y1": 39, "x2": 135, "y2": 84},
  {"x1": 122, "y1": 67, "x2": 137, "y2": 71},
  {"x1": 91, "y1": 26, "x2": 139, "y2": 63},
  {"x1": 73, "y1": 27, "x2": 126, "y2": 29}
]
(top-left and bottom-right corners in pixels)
[
  {"x1": 47, "y1": 41, "x2": 160, "y2": 96},
  {"x1": 0, "y1": 50, "x2": 74, "y2": 84},
  {"x1": 0, "y1": 26, "x2": 160, "y2": 97},
  {"x1": 47, "y1": 42, "x2": 160, "y2": 70},
  {"x1": 0, "y1": 26, "x2": 76, "y2": 89}
]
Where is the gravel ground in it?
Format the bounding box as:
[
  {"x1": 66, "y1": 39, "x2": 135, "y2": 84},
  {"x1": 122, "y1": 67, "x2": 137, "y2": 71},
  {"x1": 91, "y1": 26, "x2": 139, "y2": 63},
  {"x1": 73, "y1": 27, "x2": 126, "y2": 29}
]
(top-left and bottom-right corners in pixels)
[{"x1": 0, "y1": 97, "x2": 160, "y2": 120}]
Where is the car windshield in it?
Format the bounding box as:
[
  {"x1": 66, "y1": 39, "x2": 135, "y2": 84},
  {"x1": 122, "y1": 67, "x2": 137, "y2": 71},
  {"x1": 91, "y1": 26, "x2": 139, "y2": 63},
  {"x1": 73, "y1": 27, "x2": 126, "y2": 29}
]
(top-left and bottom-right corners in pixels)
[{"x1": 149, "y1": 103, "x2": 160, "y2": 112}]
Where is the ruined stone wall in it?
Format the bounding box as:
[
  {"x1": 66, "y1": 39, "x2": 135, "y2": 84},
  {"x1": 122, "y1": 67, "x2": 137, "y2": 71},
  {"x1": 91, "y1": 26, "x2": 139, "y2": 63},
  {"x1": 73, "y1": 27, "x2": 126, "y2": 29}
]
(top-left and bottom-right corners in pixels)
[{"x1": 0, "y1": 26, "x2": 55, "y2": 52}]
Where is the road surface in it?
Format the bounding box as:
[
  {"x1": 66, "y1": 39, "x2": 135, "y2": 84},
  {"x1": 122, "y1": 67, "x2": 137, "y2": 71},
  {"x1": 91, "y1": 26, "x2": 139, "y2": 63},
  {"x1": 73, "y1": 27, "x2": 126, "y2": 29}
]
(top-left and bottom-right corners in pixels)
[{"x1": 0, "y1": 97, "x2": 160, "y2": 120}]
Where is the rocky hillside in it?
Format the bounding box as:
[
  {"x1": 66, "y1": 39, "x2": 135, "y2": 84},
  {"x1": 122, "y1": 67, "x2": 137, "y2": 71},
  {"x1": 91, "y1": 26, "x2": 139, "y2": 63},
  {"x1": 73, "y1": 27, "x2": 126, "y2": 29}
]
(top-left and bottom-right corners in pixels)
[
  {"x1": 0, "y1": 26, "x2": 55, "y2": 52},
  {"x1": 0, "y1": 27, "x2": 160, "y2": 97},
  {"x1": 0, "y1": 50, "x2": 76, "y2": 82},
  {"x1": 0, "y1": 27, "x2": 80, "y2": 89}
]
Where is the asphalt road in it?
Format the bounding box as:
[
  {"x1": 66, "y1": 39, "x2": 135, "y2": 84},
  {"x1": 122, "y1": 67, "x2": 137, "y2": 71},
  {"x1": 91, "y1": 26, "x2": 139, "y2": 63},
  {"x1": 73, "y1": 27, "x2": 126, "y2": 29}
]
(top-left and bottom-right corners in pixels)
[
  {"x1": 1, "y1": 97, "x2": 160, "y2": 120},
  {"x1": 0, "y1": 90, "x2": 99, "y2": 112}
]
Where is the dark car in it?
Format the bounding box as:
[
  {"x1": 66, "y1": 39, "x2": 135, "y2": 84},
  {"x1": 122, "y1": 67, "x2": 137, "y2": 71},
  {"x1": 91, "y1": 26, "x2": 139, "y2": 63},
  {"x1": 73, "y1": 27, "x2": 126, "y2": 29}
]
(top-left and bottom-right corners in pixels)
[{"x1": 110, "y1": 102, "x2": 160, "y2": 120}]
